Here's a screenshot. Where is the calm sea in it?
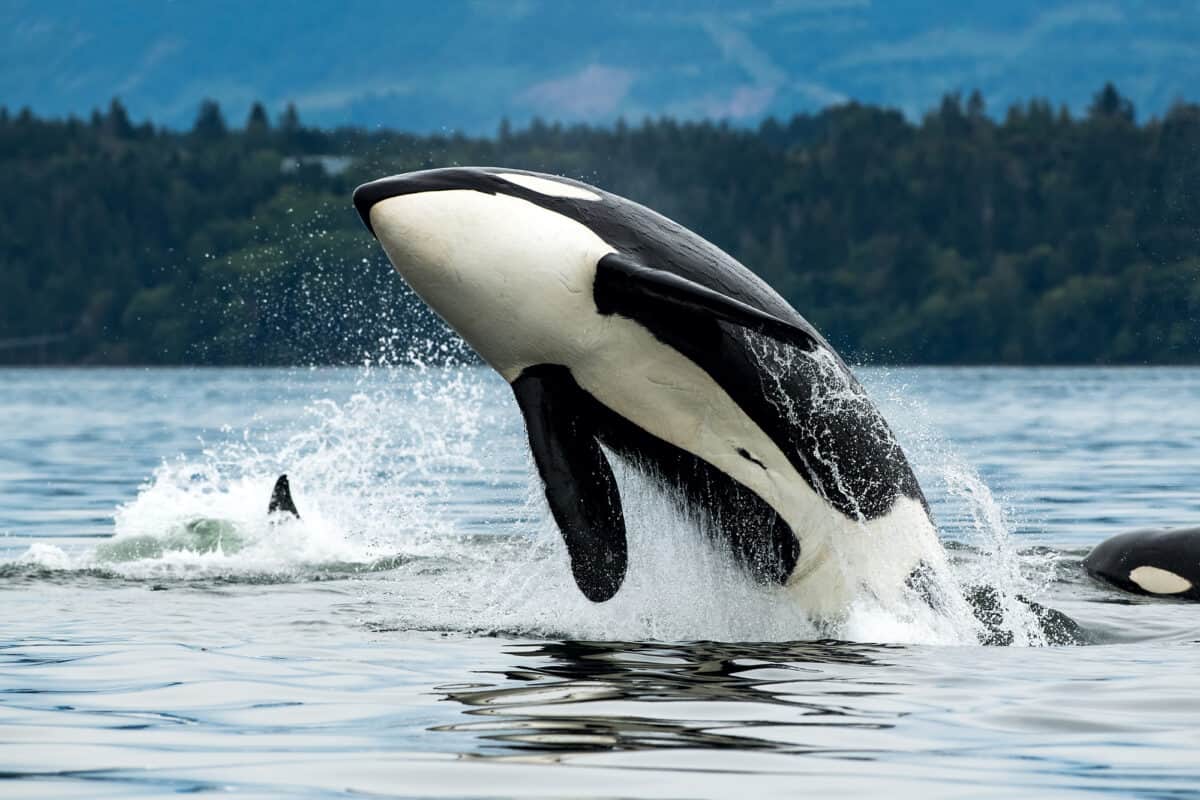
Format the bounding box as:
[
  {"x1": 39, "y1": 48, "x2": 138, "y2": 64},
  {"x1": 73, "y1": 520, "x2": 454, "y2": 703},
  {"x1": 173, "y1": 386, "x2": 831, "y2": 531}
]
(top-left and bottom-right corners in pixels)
[{"x1": 2, "y1": 366, "x2": 1199, "y2": 798}]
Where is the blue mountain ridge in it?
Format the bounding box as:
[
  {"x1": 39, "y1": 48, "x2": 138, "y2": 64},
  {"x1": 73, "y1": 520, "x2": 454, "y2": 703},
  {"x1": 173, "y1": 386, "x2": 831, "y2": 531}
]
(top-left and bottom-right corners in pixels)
[{"x1": 2, "y1": 0, "x2": 1196, "y2": 132}]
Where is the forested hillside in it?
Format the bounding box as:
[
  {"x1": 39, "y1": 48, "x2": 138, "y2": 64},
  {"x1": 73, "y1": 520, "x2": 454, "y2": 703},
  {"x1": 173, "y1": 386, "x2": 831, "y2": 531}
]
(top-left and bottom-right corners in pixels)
[{"x1": 2, "y1": 85, "x2": 1197, "y2": 365}]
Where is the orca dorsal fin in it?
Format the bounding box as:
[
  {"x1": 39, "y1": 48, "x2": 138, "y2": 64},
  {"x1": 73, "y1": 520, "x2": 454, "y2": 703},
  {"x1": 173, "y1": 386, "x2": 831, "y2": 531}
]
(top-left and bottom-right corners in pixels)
[
  {"x1": 268, "y1": 474, "x2": 300, "y2": 519},
  {"x1": 594, "y1": 252, "x2": 818, "y2": 352}
]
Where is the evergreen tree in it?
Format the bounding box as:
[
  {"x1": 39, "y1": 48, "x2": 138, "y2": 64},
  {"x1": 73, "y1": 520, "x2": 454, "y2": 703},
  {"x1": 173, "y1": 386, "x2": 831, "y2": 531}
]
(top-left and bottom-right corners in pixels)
[
  {"x1": 192, "y1": 99, "x2": 227, "y2": 139},
  {"x1": 246, "y1": 102, "x2": 271, "y2": 135},
  {"x1": 1090, "y1": 82, "x2": 1135, "y2": 122},
  {"x1": 104, "y1": 98, "x2": 134, "y2": 138}
]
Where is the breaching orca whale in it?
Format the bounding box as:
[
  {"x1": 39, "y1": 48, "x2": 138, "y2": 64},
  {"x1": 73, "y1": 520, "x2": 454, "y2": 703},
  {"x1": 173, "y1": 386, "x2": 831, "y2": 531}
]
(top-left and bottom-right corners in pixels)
[
  {"x1": 1084, "y1": 527, "x2": 1200, "y2": 601},
  {"x1": 353, "y1": 167, "x2": 948, "y2": 615}
]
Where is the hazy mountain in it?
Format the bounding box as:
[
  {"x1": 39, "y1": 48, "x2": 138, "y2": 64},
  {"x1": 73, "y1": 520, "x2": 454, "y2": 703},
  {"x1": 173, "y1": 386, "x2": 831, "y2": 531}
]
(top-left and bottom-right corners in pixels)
[{"x1": 3, "y1": 0, "x2": 1196, "y2": 132}]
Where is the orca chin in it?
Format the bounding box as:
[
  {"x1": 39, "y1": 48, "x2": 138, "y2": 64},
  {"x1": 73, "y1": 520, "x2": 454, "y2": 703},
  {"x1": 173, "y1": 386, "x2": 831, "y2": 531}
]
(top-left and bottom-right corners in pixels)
[
  {"x1": 1084, "y1": 527, "x2": 1200, "y2": 601},
  {"x1": 353, "y1": 166, "x2": 952, "y2": 616}
]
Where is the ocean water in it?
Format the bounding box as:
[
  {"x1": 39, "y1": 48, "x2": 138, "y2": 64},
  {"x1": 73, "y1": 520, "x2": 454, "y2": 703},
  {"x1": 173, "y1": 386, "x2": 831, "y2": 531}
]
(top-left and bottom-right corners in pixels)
[{"x1": 2, "y1": 365, "x2": 1199, "y2": 798}]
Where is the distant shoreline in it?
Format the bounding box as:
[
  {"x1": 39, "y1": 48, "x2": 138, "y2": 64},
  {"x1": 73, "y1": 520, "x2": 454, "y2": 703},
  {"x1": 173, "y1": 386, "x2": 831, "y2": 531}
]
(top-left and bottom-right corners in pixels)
[{"x1": 2, "y1": 85, "x2": 1197, "y2": 367}]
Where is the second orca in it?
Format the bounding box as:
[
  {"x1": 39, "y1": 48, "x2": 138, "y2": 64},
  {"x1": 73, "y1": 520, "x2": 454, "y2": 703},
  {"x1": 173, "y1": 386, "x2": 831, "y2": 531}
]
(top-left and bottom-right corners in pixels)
[{"x1": 1084, "y1": 527, "x2": 1200, "y2": 601}]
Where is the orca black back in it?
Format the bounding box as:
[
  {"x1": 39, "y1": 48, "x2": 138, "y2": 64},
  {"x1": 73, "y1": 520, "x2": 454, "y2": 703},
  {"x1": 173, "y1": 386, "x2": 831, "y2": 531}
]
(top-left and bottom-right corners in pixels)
[{"x1": 1084, "y1": 527, "x2": 1200, "y2": 601}]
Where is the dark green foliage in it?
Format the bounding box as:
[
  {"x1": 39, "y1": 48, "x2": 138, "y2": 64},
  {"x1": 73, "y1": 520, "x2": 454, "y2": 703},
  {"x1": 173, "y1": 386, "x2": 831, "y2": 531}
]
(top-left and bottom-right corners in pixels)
[
  {"x1": 0, "y1": 86, "x2": 1197, "y2": 365},
  {"x1": 192, "y1": 99, "x2": 228, "y2": 140}
]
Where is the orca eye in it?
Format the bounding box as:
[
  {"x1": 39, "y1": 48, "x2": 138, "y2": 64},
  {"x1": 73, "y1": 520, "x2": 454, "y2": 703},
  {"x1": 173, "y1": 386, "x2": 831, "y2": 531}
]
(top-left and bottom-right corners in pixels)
[{"x1": 498, "y1": 172, "x2": 601, "y2": 201}]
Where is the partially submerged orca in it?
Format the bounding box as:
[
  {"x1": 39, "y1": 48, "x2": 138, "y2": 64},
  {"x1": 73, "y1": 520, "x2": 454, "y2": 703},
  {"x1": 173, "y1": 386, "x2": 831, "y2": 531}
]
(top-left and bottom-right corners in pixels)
[
  {"x1": 353, "y1": 167, "x2": 951, "y2": 617},
  {"x1": 1084, "y1": 527, "x2": 1200, "y2": 601},
  {"x1": 96, "y1": 475, "x2": 300, "y2": 562},
  {"x1": 269, "y1": 474, "x2": 301, "y2": 519}
]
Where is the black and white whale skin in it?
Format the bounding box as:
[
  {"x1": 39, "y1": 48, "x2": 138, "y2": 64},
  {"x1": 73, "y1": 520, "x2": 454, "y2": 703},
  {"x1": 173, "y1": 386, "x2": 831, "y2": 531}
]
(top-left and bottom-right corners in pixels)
[
  {"x1": 1084, "y1": 528, "x2": 1200, "y2": 601},
  {"x1": 353, "y1": 167, "x2": 948, "y2": 613}
]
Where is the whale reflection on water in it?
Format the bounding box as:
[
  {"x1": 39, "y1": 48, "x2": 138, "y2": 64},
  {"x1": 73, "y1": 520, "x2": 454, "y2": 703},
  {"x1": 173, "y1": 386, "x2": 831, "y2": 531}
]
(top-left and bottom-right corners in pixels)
[{"x1": 435, "y1": 640, "x2": 905, "y2": 756}]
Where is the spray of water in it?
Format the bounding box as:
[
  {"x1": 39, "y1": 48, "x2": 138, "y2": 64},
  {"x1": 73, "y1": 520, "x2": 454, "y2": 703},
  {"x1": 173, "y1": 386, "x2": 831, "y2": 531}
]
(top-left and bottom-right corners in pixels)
[
  {"x1": 866, "y1": 368, "x2": 1064, "y2": 646},
  {"x1": 9, "y1": 334, "x2": 1062, "y2": 645},
  {"x1": 748, "y1": 336, "x2": 1067, "y2": 645}
]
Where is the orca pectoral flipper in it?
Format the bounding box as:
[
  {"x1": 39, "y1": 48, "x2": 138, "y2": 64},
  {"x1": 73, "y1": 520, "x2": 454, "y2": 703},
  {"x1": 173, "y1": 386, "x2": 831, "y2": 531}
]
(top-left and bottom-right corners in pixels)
[
  {"x1": 594, "y1": 252, "x2": 818, "y2": 352},
  {"x1": 512, "y1": 365, "x2": 628, "y2": 602},
  {"x1": 269, "y1": 474, "x2": 300, "y2": 519}
]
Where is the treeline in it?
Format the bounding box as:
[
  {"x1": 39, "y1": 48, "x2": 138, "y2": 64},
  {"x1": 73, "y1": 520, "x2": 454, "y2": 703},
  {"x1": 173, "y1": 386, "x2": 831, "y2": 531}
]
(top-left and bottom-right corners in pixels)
[{"x1": 1, "y1": 85, "x2": 1197, "y2": 365}]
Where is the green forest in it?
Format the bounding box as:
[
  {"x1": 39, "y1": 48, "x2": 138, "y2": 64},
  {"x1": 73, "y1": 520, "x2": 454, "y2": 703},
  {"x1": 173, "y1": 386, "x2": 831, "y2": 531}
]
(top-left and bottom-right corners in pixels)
[{"x1": 1, "y1": 84, "x2": 1198, "y2": 366}]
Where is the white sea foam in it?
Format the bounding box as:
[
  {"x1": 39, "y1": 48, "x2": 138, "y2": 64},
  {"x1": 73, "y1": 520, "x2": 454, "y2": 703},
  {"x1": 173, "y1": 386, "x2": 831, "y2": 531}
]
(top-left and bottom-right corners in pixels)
[{"x1": 15, "y1": 542, "x2": 73, "y2": 570}]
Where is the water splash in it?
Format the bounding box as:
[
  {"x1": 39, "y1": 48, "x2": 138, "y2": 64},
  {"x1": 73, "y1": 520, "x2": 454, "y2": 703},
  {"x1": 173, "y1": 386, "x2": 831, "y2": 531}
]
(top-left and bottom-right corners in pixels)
[
  {"x1": 375, "y1": 465, "x2": 825, "y2": 642},
  {"x1": 867, "y1": 369, "x2": 1065, "y2": 646},
  {"x1": 5, "y1": 338, "x2": 1066, "y2": 645},
  {"x1": 747, "y1": 335, "x2": 1073, "y2": 645}
]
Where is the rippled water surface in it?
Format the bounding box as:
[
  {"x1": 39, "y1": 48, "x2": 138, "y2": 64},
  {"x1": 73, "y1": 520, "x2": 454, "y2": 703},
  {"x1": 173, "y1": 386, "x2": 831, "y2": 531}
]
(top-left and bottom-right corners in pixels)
[{"x1": 3, "y1": 366, "x2": 1199, "y2": 798}]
